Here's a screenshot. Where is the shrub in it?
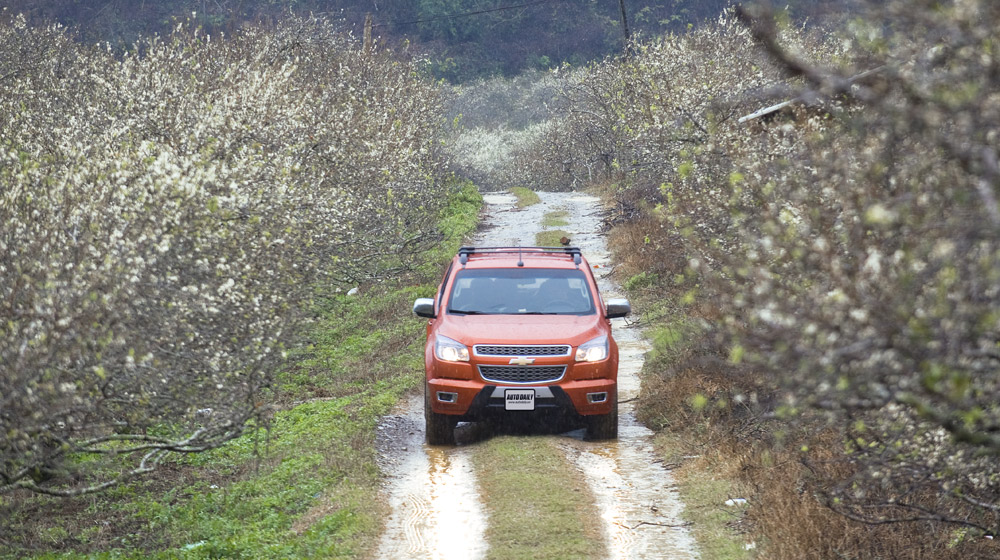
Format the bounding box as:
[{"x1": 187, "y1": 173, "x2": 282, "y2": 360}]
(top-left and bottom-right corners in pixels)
[
  {"x1": 539, "y1": 0, "x2": 1000, "y2": 549},
  {"x1": 0, "y1": 13, "x2": 450, "y2": 495}
]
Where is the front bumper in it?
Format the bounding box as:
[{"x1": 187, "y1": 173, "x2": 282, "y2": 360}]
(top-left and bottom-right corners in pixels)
[{"x1": 427, "y1": 377, "x2": 616, "y2": 420}]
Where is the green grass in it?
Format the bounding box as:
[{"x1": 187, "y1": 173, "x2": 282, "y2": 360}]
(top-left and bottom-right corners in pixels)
[
  {"x1": 511, "y1": 186, "x2": 541, "y2": 208},
  {"x1": 541, "y1": 209, "x2": 569, "y2": 227},
  {"x1": 281, "y1": 284, "x2": 430, "y2": 402},
  {"x1": 139, "y1": 388, "x2": 407, "y2": 559},
  {"x1": 0, "y1": 182, "x2": 483, "y2": 559},
  {"x1": 471, "y1": 437, "x2": 604, "y2": 560},
  {"x1": 651, "y1": 432, "x2": 753, "y2": 560},
  {"x1": 535, "y1": 229, "x2": 570, "y2": 247},
  {"x1": 610, "y1": 241, "x2": 751, "y2": 559},
  {"x1": 622, "y1": 270, "x2": 659, "y2": 291}
]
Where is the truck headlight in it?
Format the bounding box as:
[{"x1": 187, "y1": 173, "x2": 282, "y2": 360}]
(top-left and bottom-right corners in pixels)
[
  {"x1": 435, "y1": 335, "x2": 470, "y2": 362},
  {"x1": 575, "y1": 335, "x2": 608, "y2": 362}
]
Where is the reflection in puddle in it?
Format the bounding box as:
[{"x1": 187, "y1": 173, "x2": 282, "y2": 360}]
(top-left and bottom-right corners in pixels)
[
  {"x1": 561, "y1": 325, "x2": 698, "y2": 559},
  {"x1": 374, "y1": 396, "x2": 488, "y2": 560},
  {"x1": 568, "y1": 432, "x2": 697, "y2": 560},
  {"x1": 423, "y1": 446, "x2": 487, "y2": 560},
  {"x1": 575, "y1": 443, "x2": 638, "y2": 554}
]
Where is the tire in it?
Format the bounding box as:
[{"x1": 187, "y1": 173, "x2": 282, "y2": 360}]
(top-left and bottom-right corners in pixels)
[
  {"x1": 585, "y1": 392, "x2": 618, "y2": 441},
  {"x1": 425, "y1": 386, "x2": 457, "y2": 445}
]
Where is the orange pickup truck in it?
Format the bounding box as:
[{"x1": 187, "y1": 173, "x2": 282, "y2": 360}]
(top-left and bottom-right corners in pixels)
[{"x1": 413, "y1": 246, "x2": 631, "y2": 444}]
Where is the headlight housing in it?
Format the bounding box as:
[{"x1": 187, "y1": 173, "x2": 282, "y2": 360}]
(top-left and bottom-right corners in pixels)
[
  {"x1": 435, "y1": 335, "x2": 470, "y2": 362},
  {"x1": 575, "y1": 335, "x2": 609, "y2": 362}
]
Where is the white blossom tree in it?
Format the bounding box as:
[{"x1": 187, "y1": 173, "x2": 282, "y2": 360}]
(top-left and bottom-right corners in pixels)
[
  {"x1": 537, "y1": 1, "x2": 1000, "y2": 535},
  {"x1": 0, "y1": 13, "x2": 450, "y2": 495}
]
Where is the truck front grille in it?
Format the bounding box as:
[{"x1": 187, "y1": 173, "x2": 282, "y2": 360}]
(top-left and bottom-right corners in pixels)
[
  {"x1": 474, "y1": 344, "x2": 571, "y2": 357},
  {"x1": 478, "y1": 365, "x2": 566, "y2": 384}
]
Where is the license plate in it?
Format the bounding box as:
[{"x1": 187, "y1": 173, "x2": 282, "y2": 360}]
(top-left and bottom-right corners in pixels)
[{"x1": 504, "y1": 389, "x2": 535, "y2": 411}]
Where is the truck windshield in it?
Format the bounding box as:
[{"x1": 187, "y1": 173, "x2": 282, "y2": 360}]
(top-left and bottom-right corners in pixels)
[{"x1": 447, "y1": 268, "x2": 596, "y2": 315}]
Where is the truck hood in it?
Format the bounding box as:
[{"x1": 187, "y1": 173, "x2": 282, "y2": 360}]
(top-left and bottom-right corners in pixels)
[{"x1": 438, "y1": 313, "x2": 606, "y2": 347}]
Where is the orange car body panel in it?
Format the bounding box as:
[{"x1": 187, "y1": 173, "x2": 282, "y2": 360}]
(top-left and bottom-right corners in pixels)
[{"x1": 422, "y1": 249, "x2": 619, "y2": 418}]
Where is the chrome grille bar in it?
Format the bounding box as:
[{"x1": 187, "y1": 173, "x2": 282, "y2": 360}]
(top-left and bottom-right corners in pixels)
[
  {"x1": 478, "y1": 365, "x2": 566, "y2": 384},
  {"x1": 473, "y1": 344, "x2": 571, "y2": 357}
]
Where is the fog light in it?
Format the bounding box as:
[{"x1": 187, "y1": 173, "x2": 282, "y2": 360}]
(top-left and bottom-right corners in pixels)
[
  {"x1": 436, "y1": 392, "x2": 458, "y2": 403},
  {"x1": 587, "y1": 392, "x2": 608, "y2": 404}
]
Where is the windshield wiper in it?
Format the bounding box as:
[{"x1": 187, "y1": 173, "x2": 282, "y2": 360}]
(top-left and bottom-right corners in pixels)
[{"x1": 449, "y1": 309, "x2": 486, "y2": 315}]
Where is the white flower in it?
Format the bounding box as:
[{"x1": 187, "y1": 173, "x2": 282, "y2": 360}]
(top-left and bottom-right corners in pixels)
[
  {"x1": 862, "y1": 250, "x2": 882, "y2": 276},
  {"x1": 217, "y1": 278, "x2": 236, "y2": 295},
  {"x1": 864, "y1": 203, "x2": 896, "y2": 225}
]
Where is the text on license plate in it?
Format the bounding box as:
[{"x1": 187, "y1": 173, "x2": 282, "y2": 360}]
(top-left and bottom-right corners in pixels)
[{"x1": 504, "y1": 389, "x2": 535, "y2": 411}]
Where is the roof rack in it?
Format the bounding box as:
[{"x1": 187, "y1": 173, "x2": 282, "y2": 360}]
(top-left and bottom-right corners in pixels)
[{"x1": 458, "y1": 246, "x2": 583, "y2": 267}]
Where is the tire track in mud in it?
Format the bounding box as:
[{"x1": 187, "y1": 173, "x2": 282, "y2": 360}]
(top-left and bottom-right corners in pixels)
[
  {"x1": 373, "y1": 393, "x2": 488, "y2": 560},
  {"x1": 538, "y1": 191, "x2": 698, "y2": 560},
  {"x1": 373, "y1": 191, "x2": 697, "y2": 560}
]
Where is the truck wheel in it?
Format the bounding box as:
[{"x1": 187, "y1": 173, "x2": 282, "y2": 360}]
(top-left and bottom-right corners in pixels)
[
  {"x1": 585, "y1": 394, "x2": 618, "y2": 441},
  {"x1": 425, "y1": 386, "x2": 457, "y2": 445}
]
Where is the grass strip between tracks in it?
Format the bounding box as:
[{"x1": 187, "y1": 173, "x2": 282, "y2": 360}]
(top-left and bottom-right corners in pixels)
[
  {"x1": 541, "y1": 209, "x2": 569, "y2": 227},
  {"x1": 511, "y1": 186, "x2": 541, "y2": 208},
  {"x1": 536, "y1": 229, "x2": 571, "y2": 247},
  {"x1": 471, "y1": 436, "x2": 604, "y2": 560}
]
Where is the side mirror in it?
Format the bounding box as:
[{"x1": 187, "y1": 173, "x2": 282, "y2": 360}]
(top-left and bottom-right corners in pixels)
[
  {"x1": 606, "y1": 298, "x2": 631, "y2": 319},
  {"x1": 413, "y1": 298, "x2": 436, "y2": 318}
]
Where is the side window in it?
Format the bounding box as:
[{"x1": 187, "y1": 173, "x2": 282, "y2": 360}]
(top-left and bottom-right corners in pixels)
[
  {"x1": 436, "y1": 262, "x2": 454, "y2": 312},
  {"x1": 585, "y1": 266, "x2": 604, "y2": 309}
]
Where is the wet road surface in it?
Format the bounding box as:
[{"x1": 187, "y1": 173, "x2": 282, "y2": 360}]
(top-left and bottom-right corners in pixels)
[
  {"x1": 373, "y1": 395, "x2": 488, "y2": 560},
  {"x1": 373, "y1": 191, "x2": 698, "y2": 560}
]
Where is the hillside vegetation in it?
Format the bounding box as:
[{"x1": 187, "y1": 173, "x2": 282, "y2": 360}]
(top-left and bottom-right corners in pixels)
[
  {"x1": 0, "y1": 14, "x2": 485, "y2": 555},
  {"x1": 502, "y1": 1, "x2": 1000, "y2": 556},
  {"x1": 1, "y1": 0, "x2": 851, "y2": 82},
  {"x1": 4, "y1": 0, "x2": 1000, "y2": 556},
  {"x1": 0, "y1": 12, "x2": 452, "y2": 498}
]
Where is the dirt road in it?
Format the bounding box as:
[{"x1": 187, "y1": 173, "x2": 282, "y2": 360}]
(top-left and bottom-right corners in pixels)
[{"x1": 373, "y1": 191, "x2": 698, "y2": 560}]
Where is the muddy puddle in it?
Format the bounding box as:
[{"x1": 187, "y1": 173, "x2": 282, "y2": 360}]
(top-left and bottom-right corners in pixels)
[
  {"x1": 373, "y1": 191, "x2": 697, "y2": 560},
  {"x1": 373, "y1": 393, "x2": 488, "y2": 560},
  {"x1": 560, "y1": 304, "x2": 698, "y2": 560}
]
